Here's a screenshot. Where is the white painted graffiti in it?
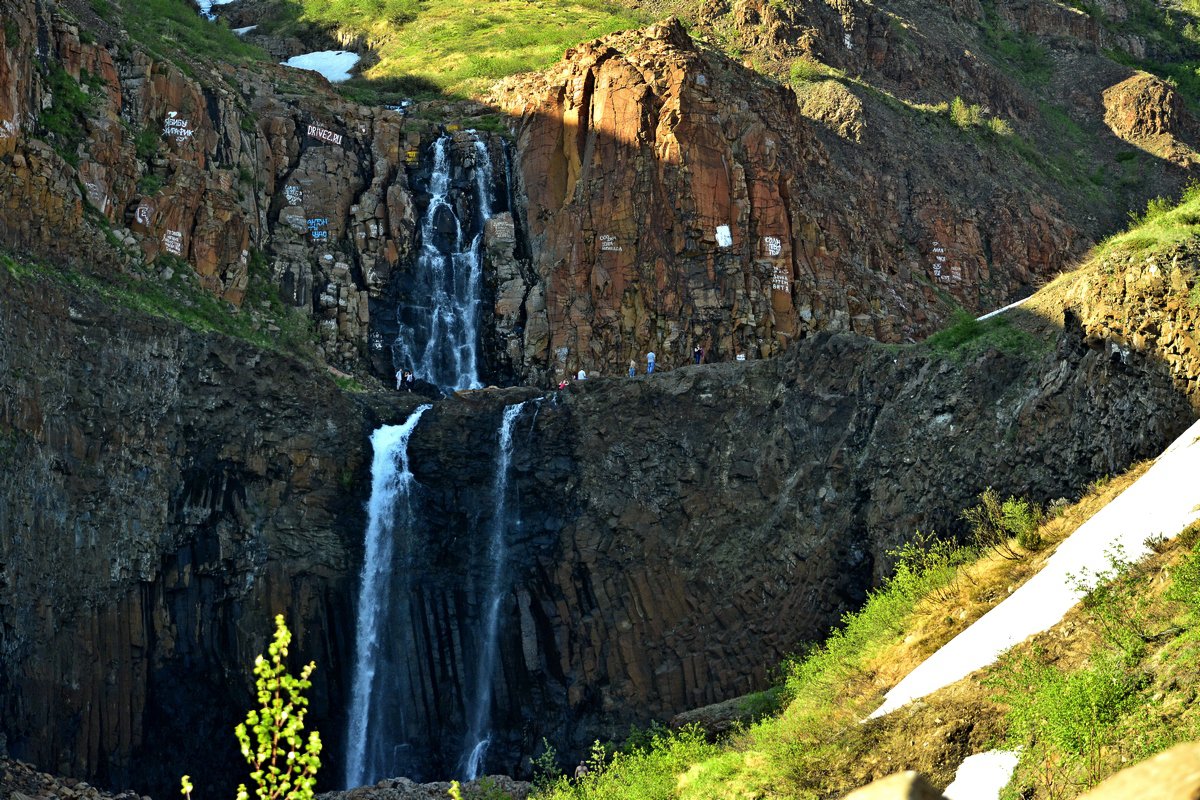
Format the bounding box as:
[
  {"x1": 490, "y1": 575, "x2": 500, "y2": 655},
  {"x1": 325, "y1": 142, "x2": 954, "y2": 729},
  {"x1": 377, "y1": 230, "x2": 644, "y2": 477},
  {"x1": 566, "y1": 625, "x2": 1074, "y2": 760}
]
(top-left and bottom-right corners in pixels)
[
  {"x1": 83, "y1": 182, "x2": 108, "y2": 213},
  {"x1": 285, "y1": 185, "x2": 303, "y2": 206},
  {"x1": 307, "y1": 217, "x2": 329, "y2": 241},
  {"x1": 930, "y1": 240, "x2": 960, "y2": 283},
  {"x1": 771, "y1": 265, "x2": 790, "y2": 292},
  {"x1": 306, "y1": 124, "x2": 343, "y2": 146},
  {"x1": 162, "y1": 111, "x2": 194, "y2": 143},
  {"x1": 763, "y1": 235, "x2": 782, "y2": 257},
  {"x1": 0, "y1": 118, "x2": 17, "y2": 140},
  {"x1": 599, "y1": 233, "x2": 622, "y2": 252},
  {"x1": 715, "y1": 225, "x2": 733, "y2": 248},
  {"x1": 163, "y1": 229, "x2": 183, "y2": 256},
  {"x1": 134, "y1": 202, "x2": 153, "y2": 226}
]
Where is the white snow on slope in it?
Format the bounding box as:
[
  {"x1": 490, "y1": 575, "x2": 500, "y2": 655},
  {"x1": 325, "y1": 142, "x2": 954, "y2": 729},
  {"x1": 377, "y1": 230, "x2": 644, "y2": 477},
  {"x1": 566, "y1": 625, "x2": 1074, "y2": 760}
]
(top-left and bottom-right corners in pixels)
[
  {"x1": 869, "y1": 417, "x2": 1200, "y2": 719},
  {"x1": 976, "y1": 294, "x2": 1033, "y2": 321},
  {"x1": 281, "y1": 51, "x2": 361, "y2": 83},
  {"x1": 942, "y1": 750, "x2": 1021, "y2": 800}
]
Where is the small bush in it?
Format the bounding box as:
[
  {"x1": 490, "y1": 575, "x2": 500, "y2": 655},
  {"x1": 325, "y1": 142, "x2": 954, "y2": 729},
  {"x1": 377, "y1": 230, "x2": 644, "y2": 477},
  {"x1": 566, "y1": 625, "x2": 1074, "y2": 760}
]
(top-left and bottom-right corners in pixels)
[
  {"x1": 990, "y1": 650, "x2": 1140, "y2": 792},
  {"x1": 135, "y1": 127, "x2": 159, "y2": 161},
  {"x1": 962, "y1": 488, "x2": 1044, "y2": 559},
  {"x1": 37, "y1": 64, "x2": 97, "y2": 165},
  {"x1": 789, "y1": 58, "x2": 828, "y2": 85},
  {"x1": 1166, "y1": 533, "x2": 1200, "y2": 612}
]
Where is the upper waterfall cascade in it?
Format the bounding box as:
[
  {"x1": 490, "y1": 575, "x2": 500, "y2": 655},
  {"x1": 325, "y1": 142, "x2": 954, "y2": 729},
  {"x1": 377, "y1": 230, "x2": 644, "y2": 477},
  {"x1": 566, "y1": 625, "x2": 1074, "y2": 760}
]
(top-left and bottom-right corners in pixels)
[{"x1": 392, "y1": 133, "x2": 501, "y2": 393}]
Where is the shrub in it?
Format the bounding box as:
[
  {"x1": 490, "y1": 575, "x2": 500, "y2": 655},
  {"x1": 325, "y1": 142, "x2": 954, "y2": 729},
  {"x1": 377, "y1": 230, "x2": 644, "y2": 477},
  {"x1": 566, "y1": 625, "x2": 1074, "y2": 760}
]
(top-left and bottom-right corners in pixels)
[
  {"x1": 789, "y1": 58, "x2": 827, "y2": 85},
  {"x1": 182, "y1": 615, "x2": 322, "y2": 800},
  {"x1": 1166, "y1": 530, "x2": 1200, "y2": 611},
  {"x1": 962, "y1": 488, "x2": 1044, "y2": 558},
  {"x1": 990, "y1": 650, "x2": 1140, "y2": 791},
  {"x1": 37, "y1": 64, "x2": 97, "y2": 165}
]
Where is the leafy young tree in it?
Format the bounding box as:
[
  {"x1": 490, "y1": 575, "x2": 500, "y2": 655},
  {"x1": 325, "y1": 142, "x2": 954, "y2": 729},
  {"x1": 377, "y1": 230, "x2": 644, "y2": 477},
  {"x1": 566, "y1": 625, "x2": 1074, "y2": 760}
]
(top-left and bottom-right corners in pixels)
[{"x1": 182, "y1": 615, "x2": 322, "y2": 800}]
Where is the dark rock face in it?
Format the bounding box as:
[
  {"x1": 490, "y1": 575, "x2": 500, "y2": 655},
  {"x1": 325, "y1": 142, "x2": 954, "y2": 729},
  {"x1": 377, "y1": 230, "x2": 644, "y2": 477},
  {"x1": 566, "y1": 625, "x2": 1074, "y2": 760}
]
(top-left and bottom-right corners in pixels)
[
  {"x1": 352, "y1": 280, "x2": 1197, "y2": 776},
  {"x1": 0, "y1": 268, "x2": 373, "y2": 797}
]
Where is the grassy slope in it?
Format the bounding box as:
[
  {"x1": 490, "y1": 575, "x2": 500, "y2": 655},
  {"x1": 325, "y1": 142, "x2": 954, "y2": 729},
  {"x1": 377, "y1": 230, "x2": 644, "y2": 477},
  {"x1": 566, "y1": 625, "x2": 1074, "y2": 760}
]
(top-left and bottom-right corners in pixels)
[
  {"x1": 525, "y1": 186, "x2": 1200, "y2": 800},
  {"x1": 265, "y1": 0, "x2": 655, "y2": 97}
]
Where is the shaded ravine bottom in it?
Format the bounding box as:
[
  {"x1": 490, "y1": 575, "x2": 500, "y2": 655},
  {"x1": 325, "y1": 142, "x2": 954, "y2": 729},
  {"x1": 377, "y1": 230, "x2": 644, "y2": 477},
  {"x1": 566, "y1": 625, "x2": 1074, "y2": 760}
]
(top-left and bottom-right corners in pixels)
[{"x1": 1, "y1": 262, "x2": 1196, "y2": 795}]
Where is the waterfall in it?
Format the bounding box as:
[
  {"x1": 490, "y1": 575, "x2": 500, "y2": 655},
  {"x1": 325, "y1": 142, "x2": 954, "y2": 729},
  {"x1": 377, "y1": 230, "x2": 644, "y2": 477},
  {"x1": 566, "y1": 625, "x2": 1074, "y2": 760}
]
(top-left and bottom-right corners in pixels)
[
  {"x1": 458, "y1": 400, "x2": 527, "y2": 779},
  {"x1": 344, "y1": 405, "x2": 431, "y2": 789},
  {"x1": 393, "y1": 133, "x2": 498, "y2": 393}
]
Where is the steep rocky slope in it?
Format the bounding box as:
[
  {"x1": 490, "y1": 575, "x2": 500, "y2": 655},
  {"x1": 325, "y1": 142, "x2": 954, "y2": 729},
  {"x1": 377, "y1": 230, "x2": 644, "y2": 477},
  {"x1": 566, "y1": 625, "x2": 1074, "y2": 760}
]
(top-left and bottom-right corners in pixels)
[{"x1": 2, "y1": 0, "x2": 1200, "y2": 795}]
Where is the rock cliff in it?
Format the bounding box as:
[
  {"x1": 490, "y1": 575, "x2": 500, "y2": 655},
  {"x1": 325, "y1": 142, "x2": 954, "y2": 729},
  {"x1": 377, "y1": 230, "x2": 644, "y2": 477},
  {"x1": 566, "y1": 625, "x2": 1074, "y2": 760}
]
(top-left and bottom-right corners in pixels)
[{"x1": 2, "y1": 0, "x2": 1200, "y2": 794}]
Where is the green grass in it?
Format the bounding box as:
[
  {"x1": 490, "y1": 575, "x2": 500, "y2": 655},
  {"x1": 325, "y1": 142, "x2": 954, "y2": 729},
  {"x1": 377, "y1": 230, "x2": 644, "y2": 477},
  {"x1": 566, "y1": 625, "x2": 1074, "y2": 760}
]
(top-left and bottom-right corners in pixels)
[
  {"x1": 2, "y1": 249, "x2": 320, "y2": 361},
  {"x1": 37, "y1": 64, "x2": 99, "y2": 165},
  {"x1": 991, "y1": 525, "x2": 1200, "y2": 798},
  {"x1": 1093, "y1": 180, "x2": 1200, "y2": 257},
  {"x1": 120, "y1": 0, "x2": 264, "y2": 68},
  {"x1": 275, "y1": 0, "x2": 650, "y2": 98},
  {"x1": 924, "y1": 310, "x2": 1049, "y2": 360}
]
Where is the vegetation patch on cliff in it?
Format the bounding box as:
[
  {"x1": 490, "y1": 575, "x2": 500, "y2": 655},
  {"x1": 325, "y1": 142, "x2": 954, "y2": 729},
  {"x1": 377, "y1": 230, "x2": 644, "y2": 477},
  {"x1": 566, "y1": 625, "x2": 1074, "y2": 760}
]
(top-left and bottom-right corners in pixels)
[{"x1": 1, "y1": 250, "x2": 320, "y2": 362}]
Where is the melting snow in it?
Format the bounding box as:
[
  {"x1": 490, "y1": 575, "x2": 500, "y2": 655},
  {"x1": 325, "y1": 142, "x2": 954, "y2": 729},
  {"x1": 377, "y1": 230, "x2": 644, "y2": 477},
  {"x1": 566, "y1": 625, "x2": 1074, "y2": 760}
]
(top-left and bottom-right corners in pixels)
[
  {"x1": 942, "y1": 750, "x2": 1021, "y2": 800},
  {"x1": 976, "y1": 294, "x2": 1033, "y2": 321},
  {"x1": 281, "y1": 51, "x2": 361, "y2": 83},
  {"x1": 870, "y1": 417, "x2": 1200, "y2": 719}
]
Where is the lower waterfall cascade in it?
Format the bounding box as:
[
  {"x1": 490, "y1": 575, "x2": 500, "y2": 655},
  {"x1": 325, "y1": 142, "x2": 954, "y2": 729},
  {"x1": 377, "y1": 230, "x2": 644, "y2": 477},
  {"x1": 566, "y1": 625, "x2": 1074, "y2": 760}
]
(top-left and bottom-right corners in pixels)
[
  {"x1": 344, "y1": 406, "x2": 432, "y2": 789},
  {"x1": 458, "y1": 400, "x2": 529, "y2": 779}
]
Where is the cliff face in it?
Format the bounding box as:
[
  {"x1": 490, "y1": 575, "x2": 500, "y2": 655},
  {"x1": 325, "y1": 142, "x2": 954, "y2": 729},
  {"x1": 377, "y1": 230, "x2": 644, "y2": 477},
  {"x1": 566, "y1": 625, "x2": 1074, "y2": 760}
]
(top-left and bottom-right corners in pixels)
[
  {"x1": 0, "y1": 0, "x2": 515, "y2": 376},
  {"x1": 342, "y1": 252, "x2": 1200, "y2": 776},
  {"x1": 489, "y1": 2, "x2": 1200, "y2": 383},
  {"x1": 3, "y1": 0, "x2": 1200, "y2": 793},
  {"x1": 0, "y1": 265, "x2": 377, "y2": 794}
]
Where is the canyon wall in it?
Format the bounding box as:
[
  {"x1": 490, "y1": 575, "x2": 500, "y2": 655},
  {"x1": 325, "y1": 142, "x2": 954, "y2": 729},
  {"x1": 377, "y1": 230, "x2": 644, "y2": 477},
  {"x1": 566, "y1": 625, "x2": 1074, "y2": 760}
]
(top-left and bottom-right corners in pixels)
[{"x1": 2, "y1": 0, "x2": 1199, "y2": 793}]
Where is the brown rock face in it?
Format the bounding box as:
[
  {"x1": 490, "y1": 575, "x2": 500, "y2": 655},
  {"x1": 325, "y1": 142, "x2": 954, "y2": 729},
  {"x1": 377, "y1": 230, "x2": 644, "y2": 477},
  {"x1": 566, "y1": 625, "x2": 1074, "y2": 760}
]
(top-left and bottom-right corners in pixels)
[
  {"x1": 1077, "y1": 742, "x2": 1200, "y2": 800},
  {"x1": 1103, "y1": 72, "x2": 1200, "y2": 167},
  {"x1": 493, "y1": 18, "x2": 1088, "y2": 383}
]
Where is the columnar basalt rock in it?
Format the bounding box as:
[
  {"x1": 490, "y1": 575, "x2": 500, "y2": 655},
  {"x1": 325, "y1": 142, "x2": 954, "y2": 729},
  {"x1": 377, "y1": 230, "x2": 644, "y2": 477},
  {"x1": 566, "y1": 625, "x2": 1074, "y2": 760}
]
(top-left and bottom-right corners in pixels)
[{"x1": 492, "y1": 17, "x2": 1093, "y2": 384}]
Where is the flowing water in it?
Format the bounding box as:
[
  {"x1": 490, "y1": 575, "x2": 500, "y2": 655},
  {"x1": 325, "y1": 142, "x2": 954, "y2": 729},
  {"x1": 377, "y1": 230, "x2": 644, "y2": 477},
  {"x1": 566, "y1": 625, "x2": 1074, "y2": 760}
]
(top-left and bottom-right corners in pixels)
[
  {"x1": 393, "y1": 134, "x2": 497, "y2": 393},
  {"x1": 344, "y1": 406, "x2": 431, "y2": 789},
  {"x1": 458, "y1": 400, "x2": 527, "y2": 779}
]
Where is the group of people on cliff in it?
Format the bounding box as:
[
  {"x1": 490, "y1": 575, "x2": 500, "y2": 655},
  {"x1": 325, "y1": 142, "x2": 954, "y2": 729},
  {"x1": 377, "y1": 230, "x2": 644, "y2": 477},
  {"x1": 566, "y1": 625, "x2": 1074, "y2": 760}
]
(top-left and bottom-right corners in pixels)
[{"x1": 562, "y1": 344, "x2": 715, "y2": 388}]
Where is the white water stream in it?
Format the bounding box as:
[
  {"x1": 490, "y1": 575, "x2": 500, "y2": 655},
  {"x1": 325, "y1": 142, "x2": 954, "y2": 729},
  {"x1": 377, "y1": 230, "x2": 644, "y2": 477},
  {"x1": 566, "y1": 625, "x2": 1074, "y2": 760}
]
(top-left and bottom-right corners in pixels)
[
  {"x1": 393, "y1": 134, "x2": 495, "y2": 393},
  {"x1": 344, "y1": 406, "x2": 431, "y2": 789},
  {"x1": 458, "y1": 401, "x2": 527, "y2": 779}
]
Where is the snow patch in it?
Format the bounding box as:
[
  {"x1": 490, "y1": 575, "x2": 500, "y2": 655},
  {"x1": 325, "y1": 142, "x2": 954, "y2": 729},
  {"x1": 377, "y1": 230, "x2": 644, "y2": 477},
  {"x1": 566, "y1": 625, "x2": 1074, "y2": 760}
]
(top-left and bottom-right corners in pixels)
[
  {"x1": 943, "y1": 750, "x2": 1021, "y2": 800},
  {"x1": 870, "y1": 417, "x2": 1200, "y2": 719},
  {"x1": 233, "y1": 25, "x2": 257, "y2": 36},
  {"x1": 281, "y1": 51, "x2": 361, "y2": 83}
]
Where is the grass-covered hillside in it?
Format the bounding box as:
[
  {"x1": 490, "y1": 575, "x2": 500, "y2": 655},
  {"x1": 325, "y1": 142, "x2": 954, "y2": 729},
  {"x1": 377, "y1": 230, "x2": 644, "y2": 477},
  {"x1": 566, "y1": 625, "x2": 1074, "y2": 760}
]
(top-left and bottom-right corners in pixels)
[{"x1": 251, "y1": 0, "x2": 654, "y2": 96}]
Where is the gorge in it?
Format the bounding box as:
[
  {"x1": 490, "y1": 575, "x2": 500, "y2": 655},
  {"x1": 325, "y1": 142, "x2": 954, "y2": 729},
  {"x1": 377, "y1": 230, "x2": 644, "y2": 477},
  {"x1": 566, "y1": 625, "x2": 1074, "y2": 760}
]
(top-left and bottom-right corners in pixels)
[{"x1": 2, "y1": 0, "x2": 1200, "y2": 797}]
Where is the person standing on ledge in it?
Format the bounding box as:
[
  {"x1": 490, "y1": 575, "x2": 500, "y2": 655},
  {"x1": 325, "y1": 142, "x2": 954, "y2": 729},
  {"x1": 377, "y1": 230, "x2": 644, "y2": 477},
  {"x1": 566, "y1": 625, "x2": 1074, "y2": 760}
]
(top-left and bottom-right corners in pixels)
[
  {"x1": 693, "y1": 344, "x2": 703, "y2": 364},
  {"x1": 628, "y1": 359, "x2": 636, "y2": 377},
  {"x1": 646, "y1": 350, "x2": 656, "y2": 374}
]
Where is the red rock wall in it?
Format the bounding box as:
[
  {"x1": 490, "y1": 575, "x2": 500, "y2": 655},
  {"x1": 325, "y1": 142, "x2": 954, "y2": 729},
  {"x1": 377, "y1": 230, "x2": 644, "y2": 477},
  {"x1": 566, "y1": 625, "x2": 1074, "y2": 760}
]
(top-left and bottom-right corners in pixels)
[{"x1": 493, "y1": 18, "x2": 1087, "y2": 383}]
